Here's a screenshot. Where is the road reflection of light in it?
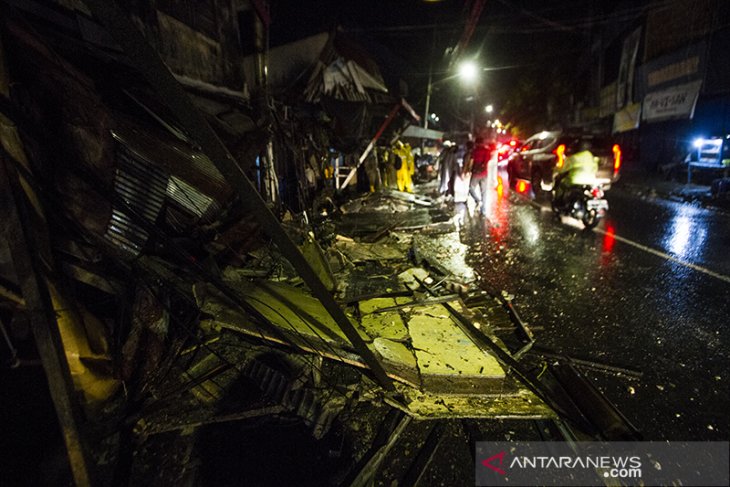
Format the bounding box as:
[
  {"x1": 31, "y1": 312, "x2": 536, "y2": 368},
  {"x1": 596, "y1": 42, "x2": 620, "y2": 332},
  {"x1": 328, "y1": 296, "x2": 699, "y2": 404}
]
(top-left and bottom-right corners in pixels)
[
  {"x1": 515, "y1": 208, "x2": 540, "y2": 244},
  {"x1": 603, "y1": 223, "x2": 616, "y2": 253},
  {"x1": 560, "y1": 216, "x2": 586, "y2": 230},
  {"x1": 486, "y1": 190, "x2": 510, "y2": 244},
  {"x1": 665, "y1": 206, "x2": 707, "y2": 260},
  {"x1": 600, "y1": 222, "x2": 616, "y2": 267}
]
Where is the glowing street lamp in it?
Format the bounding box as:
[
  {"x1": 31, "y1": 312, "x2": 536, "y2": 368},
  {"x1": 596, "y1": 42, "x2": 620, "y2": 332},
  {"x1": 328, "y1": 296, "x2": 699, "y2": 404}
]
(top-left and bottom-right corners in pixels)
[
  {"x1": 485, "y1": 104, "x2": 493, "y2": 113},
  {"x1": 458, "y1": 60, "x2": 479, "y2": 84}
]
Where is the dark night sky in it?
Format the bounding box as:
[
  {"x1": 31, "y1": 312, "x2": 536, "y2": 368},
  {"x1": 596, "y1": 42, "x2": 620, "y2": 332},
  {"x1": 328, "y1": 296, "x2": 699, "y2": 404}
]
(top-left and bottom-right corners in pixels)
[{"x1": 267, "y1": 0, "x2": 649, "y2": 131}]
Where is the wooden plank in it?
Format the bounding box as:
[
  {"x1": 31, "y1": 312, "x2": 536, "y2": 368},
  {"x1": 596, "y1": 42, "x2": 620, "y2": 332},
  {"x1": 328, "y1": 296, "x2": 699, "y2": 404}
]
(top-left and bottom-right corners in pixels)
[
  {"x1": 0, "y1": 156, "x2": 94, "y2": 486},
  {"x1": 399, "y1": 422, "x2": 446, "y2": 487}
]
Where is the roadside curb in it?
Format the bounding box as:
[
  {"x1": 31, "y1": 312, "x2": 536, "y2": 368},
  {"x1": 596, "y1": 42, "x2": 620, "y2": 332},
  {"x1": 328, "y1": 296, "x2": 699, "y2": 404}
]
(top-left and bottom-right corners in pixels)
[{"x1": 614, "y1": 180, "x2": 730, "y2": 214}]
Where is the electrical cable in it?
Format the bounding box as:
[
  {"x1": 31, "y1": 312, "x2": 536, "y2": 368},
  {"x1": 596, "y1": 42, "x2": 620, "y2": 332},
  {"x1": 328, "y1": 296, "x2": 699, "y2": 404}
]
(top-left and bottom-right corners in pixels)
[{"x1": 348, "y1": 0, "x2": 680, "y2": 38}]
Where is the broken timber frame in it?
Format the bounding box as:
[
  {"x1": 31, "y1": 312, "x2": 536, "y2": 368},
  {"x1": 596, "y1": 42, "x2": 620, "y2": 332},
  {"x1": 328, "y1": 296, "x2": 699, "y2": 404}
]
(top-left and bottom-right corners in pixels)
[
  {"x1": 82, "y1": 0, "x2": 395, "y2": 392},
  {"x1": 0, "y1": 27, "x2": 94, "y2": 484},
  {"x1": 339, "y1": 102, "x2": 401, "y2": 190},
  {"x1": 0, "y1": 157, "x2": 94, "y2": 486}
]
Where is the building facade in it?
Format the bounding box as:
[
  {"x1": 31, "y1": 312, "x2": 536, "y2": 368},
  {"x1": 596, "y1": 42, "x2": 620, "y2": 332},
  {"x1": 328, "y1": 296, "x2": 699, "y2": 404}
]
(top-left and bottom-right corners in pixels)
[{"x1": 574, "y1": 0, "x2": 730, "y2": 172}]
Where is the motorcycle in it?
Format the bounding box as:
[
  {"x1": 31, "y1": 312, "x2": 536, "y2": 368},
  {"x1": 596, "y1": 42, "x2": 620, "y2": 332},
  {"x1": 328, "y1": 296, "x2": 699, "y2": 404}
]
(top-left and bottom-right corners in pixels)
[{"x1": 550, "y1": 182, "x2": 608, "y2": 229}]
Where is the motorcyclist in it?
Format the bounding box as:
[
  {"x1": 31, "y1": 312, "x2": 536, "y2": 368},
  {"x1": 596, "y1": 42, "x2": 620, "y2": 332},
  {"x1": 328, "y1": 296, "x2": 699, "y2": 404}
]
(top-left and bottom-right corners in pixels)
[{"x1": 553, "y1": 139, "x2": 598, "y2": 204}]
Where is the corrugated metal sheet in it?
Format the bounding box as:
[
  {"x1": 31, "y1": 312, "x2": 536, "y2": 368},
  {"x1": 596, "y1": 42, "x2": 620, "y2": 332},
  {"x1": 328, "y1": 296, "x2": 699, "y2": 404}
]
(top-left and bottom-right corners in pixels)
[
  {"x1": 112, "y1": 119, "x2": 231, "y2": 204},
  {"x1": 243, "y1": 358, "x2": 343, "y2": 439},
  {"x1": 104, "y1": 209, "x2": 148, "y2": 255},
  {"x1": 166, "y1": 175, "x2": 220, "y2": 220},
  {"x1": 103, "y1": 143, "x2": 168, "y2": 256}
]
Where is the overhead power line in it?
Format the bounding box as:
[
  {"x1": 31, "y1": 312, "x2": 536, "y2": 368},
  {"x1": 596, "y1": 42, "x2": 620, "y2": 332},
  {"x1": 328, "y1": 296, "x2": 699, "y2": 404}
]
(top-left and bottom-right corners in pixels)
[{"x1": 347, "y1": 0, "x2": 683, "y2": 37}]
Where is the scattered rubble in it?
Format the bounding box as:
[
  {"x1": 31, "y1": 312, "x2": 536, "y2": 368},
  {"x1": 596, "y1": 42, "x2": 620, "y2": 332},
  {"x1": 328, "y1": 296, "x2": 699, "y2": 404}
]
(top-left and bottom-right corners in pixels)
[{"x1": 0, "y1": 4, "x2": 644, "y2": 485}]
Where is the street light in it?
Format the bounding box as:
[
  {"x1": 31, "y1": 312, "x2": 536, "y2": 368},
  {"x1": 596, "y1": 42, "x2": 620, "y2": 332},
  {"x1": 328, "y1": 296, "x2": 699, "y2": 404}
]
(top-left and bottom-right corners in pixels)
[
  {"x1": 458, "y1": 60, "x2": 479, "y2": 84},
  {"x1": 424, "y1": 59, "x2": 481, "y2": 132},
  {"x1": 456, "y1": 60, "x2": 480, "y2": 133},
  {"x1": 485, "y1": 104, "x2": 493, "y2": 114}
]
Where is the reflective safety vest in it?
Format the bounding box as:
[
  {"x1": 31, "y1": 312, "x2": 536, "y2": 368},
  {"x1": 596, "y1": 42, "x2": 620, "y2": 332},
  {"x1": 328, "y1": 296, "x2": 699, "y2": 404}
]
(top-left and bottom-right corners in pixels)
[{"x1": 557, "y1": 150, "x2": 598, "y2": 186}]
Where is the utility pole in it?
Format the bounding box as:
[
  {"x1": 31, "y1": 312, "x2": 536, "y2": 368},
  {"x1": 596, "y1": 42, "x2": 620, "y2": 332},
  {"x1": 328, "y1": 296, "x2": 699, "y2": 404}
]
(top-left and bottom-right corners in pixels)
[
  {"x1": 424, "y1": 71, "x2": 432, "y2": 131},
  {"x1": 421, "y1": 28, "x2": 436, "y2": 157},
  {"x1": 423, "y1": 27, "x2": 437, "y2": 131}
]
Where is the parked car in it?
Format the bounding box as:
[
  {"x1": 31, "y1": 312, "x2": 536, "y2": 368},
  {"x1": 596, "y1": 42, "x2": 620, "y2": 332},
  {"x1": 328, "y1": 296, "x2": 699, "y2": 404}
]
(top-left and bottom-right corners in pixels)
[{"x1": 508, "y1": 131, "x2": 622, "y2": 192}]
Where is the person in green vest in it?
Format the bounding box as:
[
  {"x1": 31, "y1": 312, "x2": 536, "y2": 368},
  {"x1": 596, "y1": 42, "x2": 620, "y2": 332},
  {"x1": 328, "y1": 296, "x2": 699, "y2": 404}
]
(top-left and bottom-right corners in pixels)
[{"x1": 553, "y1": 139, "x2": 598, "y2": 203}]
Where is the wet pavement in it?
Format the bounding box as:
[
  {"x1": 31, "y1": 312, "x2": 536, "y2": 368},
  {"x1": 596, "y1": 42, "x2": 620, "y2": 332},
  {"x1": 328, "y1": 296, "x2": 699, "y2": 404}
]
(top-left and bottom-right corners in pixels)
[
  {"x1": 5, "y1": 174, "x2": 728, "y2": 486},
  {"x1": 455, "y1": 180, "x2": 730, "y2": 441},
  {"x1": 617, "y1": 169, "x2": 730, "y2": 212}
]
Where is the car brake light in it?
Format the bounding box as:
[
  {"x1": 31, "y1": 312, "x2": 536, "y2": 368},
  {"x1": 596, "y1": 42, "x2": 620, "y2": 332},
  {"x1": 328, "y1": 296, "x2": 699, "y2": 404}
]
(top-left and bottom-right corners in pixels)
[
  {"x1": 509, "y1": 140, "x2": 517, "y2": 147},
  {"x1": 554, "y1": 144, "x2": 566, "y2": 168},
  {"x1": 613, "y1": 144, "x2": 622, "y2": 172},
  {"x1": 516, "y1": 180, "x2": 527, "y2": 193}
]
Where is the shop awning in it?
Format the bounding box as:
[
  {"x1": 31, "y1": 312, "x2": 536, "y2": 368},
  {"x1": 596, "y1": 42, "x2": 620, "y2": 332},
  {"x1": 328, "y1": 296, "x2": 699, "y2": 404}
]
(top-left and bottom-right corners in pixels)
[{"x1": 401, "y1": 125, "x2": 444, "y2": 140}]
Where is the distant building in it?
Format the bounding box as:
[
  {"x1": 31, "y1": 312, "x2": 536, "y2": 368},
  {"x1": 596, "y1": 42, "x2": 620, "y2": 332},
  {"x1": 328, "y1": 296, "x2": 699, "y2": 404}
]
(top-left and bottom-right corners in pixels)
[{"x1": 572, "y1": 0, "x2": 730, "y2": 171}]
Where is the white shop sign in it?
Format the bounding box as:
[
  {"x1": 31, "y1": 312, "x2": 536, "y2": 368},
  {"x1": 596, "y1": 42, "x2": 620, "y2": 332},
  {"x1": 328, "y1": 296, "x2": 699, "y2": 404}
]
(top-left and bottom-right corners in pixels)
[{"x1": 642, "y1": 80, "x2": 702, "y2": 122}]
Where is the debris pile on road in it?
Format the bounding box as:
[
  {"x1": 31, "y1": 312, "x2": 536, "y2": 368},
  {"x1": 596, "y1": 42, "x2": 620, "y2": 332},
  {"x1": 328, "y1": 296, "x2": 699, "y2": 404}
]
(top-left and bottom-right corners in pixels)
[{"x1": 0, "y1": 5, "x2": 643, "y2": 484}]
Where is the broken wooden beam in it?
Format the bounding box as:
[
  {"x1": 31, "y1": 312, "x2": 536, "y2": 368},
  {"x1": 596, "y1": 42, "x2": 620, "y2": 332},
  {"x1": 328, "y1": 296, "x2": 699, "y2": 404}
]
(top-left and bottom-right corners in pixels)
[
  {"x1": 0, "y1": 156, "x2": 94, "y2": 486},
  {"x1": 81, "y1": 0, "x2": 396, "y2": 392},
  {"x1": 343, "y1": 408, "x2": 412, "y2": 487},
  {"x1": 549, "y1": 361, "x2": 642, "y2": 440},
  {"x1": 340, "y1": 102, "x2": 402, "y2": 190},
  {"x1": 383, "y1": 189, "x2": 433, "y2": 206},
  {"x1": 138, "y1": 405, "x2": 286, "y2": 437},
  {"x1": 362, "y1": 294, "x2": 460, "y2": 314},
  {"x1": 530, "y1": 346, "x2": 643, "y2": 379},
  {"x1": 398, "y1": 421, "x2": 446, "y2": 487}
]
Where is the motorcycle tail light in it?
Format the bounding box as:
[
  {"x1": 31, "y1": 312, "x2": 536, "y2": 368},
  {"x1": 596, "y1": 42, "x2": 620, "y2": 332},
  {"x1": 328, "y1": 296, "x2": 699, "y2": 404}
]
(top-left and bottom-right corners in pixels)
[
  {"x1": 613, "y1": 144, "x2": 622, "y2": 173},
  {"x1": 554, "y1": 144, "x2": 566, "y2": 168},
  {"x1": 591, "y1": 187, "x2": 603, "y2": 198}
]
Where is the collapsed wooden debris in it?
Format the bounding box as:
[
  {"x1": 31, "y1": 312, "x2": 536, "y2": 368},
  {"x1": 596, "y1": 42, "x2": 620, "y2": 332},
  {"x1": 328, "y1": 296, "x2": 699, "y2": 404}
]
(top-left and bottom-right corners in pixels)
[{"x1": 0, "y1": 3, "x2": 642, "y2": 485}]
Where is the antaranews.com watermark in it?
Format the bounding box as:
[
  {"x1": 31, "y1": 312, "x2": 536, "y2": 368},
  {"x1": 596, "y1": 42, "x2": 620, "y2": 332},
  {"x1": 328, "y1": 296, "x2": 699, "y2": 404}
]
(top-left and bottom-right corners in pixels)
[{"x1": 475, "y1": 441, "x2": 729, "y2": 486}]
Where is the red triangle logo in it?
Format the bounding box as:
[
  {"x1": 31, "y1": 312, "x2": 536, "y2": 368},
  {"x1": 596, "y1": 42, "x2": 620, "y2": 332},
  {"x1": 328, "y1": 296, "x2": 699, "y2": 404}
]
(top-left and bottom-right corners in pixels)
[{"x1": 481, "y1": 451, "x2": 507, "y2": 475}]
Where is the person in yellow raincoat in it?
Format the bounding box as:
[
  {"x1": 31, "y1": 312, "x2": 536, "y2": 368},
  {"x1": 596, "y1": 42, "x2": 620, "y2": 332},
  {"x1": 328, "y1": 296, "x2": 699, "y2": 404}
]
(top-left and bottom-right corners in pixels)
[
  {"x1": 553, "y1": 140, "x2": 598, "y2": 203},
  {"x1": 393, "y1": 141, "x2": 414, "y2": 193},
  {"x1": 404, "y1": 143, "x2": 416, "y2": 188}
]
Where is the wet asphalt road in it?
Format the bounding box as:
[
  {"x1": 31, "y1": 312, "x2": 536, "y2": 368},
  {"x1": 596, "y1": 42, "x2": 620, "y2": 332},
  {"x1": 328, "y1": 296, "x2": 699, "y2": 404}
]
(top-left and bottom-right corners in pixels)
[{"x1": 458, "y1": 183, "x2": 730, "y2": 441}]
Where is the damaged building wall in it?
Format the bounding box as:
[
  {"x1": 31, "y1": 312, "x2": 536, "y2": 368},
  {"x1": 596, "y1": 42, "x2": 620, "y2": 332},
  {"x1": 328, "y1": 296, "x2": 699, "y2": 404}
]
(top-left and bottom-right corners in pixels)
[
  {"x1": 132, "y1": 0, "x2": 247, "y2": 91},
  {"x1": 2, "y1": 19, "x2": 236, "y2": 258},
  {"x1": 54, "y1": 0, "x2": 248, "y2": 91}
]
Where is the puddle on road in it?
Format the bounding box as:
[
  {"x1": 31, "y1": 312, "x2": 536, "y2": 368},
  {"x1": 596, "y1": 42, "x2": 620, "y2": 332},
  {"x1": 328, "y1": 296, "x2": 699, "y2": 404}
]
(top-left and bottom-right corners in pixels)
[
  {"x1": 663, "y1": 204, "x2": 708, "y2": 261},
  {"x1": 452, "y1": 189, "x2": 729, "y2": 441}
]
